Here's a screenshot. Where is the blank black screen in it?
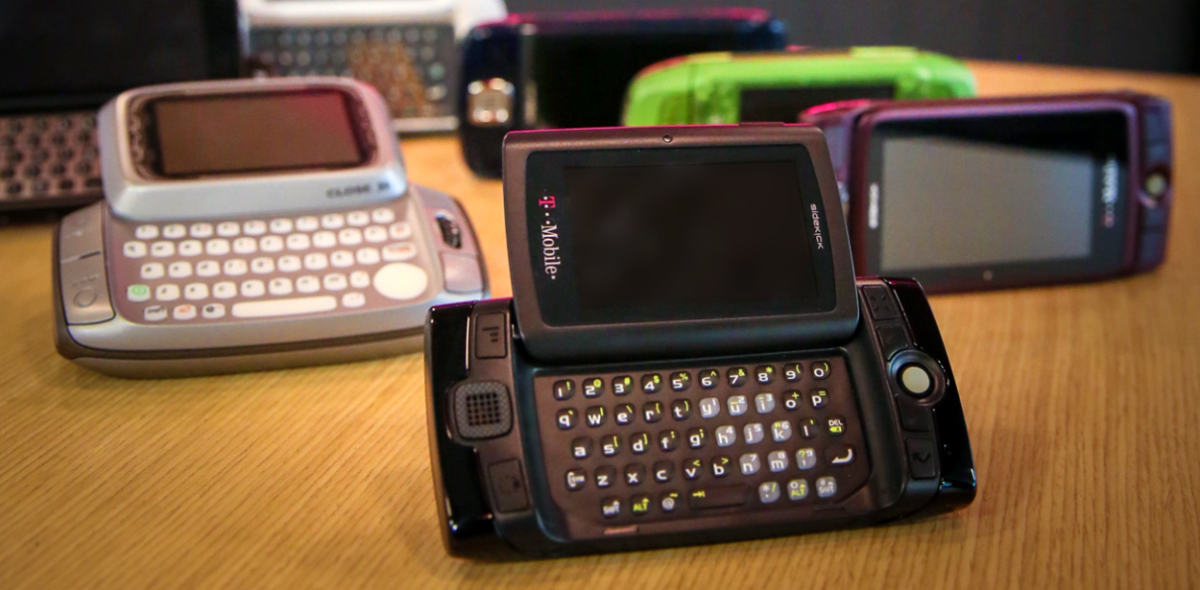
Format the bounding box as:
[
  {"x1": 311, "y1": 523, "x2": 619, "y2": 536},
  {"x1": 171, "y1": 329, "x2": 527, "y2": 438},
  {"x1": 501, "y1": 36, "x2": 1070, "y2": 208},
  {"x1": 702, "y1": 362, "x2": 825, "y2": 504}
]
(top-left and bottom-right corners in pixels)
[
  {"x1": 0, "y1": 0, "x2": 215, "y2": 102},
  {"x1": 153, "y1": 91, "x2": 363, "y2": 176},
  {"x1": 565, "y1": 161, "x2": 819, "y2": 315},
  {"x1": 739, "y1": 85, "x2": 896, "y2": 122}
]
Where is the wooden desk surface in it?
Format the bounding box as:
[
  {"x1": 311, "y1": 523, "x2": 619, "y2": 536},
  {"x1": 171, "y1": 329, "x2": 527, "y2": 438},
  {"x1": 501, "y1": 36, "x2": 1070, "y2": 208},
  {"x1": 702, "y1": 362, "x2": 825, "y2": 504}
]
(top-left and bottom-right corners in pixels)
[{"x1": 3, "y1": 62, "x2": 1199, "y2": 589}]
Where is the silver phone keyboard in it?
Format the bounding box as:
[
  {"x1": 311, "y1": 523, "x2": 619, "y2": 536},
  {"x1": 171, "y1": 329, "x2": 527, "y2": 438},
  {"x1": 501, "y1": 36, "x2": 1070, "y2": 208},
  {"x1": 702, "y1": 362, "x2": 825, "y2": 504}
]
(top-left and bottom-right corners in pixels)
[{"x1": 1, "y1": 112, "x2": 102, "y2": 210}]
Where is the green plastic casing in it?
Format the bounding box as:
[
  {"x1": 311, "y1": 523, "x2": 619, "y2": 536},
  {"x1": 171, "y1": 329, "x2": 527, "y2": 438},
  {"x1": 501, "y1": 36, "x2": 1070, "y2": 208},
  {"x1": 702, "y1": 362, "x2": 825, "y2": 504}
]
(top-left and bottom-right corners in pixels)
[{"x1": 622, "y1": 47, "x2": 977, "y2": 126}]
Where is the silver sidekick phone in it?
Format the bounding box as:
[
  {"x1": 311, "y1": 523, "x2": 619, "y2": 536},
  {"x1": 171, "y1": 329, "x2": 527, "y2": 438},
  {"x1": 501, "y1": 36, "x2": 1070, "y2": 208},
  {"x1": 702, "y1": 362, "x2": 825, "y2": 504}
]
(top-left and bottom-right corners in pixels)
[
  {"x1": 54, "y1": 78, "x2": 488, "y2": 378},
  {"x1": 240, "y1": 0, "x2": 508, "y2": 133}
]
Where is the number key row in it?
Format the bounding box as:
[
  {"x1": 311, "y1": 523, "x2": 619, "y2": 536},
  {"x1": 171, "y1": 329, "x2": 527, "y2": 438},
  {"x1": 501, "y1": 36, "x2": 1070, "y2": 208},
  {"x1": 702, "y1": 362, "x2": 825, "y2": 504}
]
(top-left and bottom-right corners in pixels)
[{"x1": 552, "y1": 363, "x2": 832, "y2": 400}]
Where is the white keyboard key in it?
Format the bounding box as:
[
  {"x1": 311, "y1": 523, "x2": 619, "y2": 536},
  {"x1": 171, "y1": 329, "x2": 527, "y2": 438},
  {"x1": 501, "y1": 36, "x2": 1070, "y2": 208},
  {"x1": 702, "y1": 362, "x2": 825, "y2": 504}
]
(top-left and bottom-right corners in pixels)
[
  {"x1": 168, "y1": 261, "x2": 193, "y2": 279},
  {"x1": 244, "y1": 220, "x2": 267, "y2": 235},
  {"x1": 241, "y1": 280, "x2": 266, "y2": 298},
  {"x1": 347, "y1": 211, "x2": 370, "y2": 226},
  {"x1": 232, "y1": 295, "x2": 337, "y2": 319},
  {"x1": 350, "y1": 270, "x2": 371, "y2": 289},
  {"x1": 338, "y1": 228, "x2": 363, "y2": 246},
  {"x1": 190, "y1": 223, "x2": 213, "y2": 238},
  {"x1": 123, "y1": 241, "x2": 147, "y2": 258},
  {"x1": 331, "y1": 250, "x2": 355, "y2": 268},
  {"x1": 296, "y1": 275, "x2": 320, "y2": 293},
  {"x1": 260, "y1": 235, "x2": 284, "y2": 252},
  {"x1": 373, "y1": 262, "x2": 428, "y2": 300},
  {"x1": 304, "y1": 252, "x2": 328, "y2": 271},
  {"x1": 127, "y1": 284, "x2": 151, "y2": 302},
  {"x1": 323, "y1": 273, "x2": 348, "y2": 291},
  {"x1": 371, "y1": 208, "x2": 395, "y2": 224},
  {"x1": 356, "y1": 247, "x2": 380, "y2": 265},
  {"x1": 382, "y1": 242, "x2": 416, "y2": 262},
  {"x1": 342, "y1": 292, "x2": 366, "y2": 308},
  {"x1": 268, "y1": 277, "x2": 294, "y2": 296},
  {"x1": 196, "y1": 260, "x2": 220, "y2": 277},
  {"x1": 321, "y1": 213, "x2": 345, "y2": 229},
  {"x1": 141, "y1": 263, "x2": 165, "y2": 280},
  {"x1": 184, "y1": 283, "x2": 209, "y2": 300},
  {"x1": 313, "y1": 230, "x2": 337, "y2": 248},
  {"x1": 206, "y1": 239, "x2": 231, "y2": 256},
  {"x1": 144, "y1": 305, "x2": 168, "y2": 322},
  {"x1": 173, "y1": 304, "x2": 197, "y2": 320},
  {"x1": 278, "y1": 255, "x2": 302, "y2": 272},
  {"x1": 286, "y1": 233, "x2": 311, "y2": 251},
  {"x1": 251, "y1": 257, "x2": 275, "y2": 274},
  {"x1": 155, "y1": 284, "x2": 180, "y2": 301},
  {"x1": 179, "y1": 240, "x2": 203, "y2": 257},
  {"x1": 201, "y1": 302, "x2": 226, "y2": 319},
  {"x1": 388, "y1": 222, "x2": 412, "y2": 240},
  {"x1": 270, "y1": 218, "x2": 294, "y2": 234},
  {"x1": 364, "y1": 226, "x2": 388, "y2": 243},
  {"x1": 217, "y1": 221, "x2": 240, "y2": 237},
  {"x1": 135, "y1": 225, "x2": 159, "y2": 240},
  {"x1": 296, "y1": 216, "x2": 319, "y2": 231},
  {"x1": 163, "y1": 224, "x2": 186, "y2": 239},
  {"x1": 224, "y1": 259, "x2": 248, "y2": 276},
  {"x1": 213, "y1": 281, "x2": 238, "y2": 299},
  {"x1": 150, "y1": 241, "x2": 175, "y2": 257},
  {"x1": 233, "y1": 237, "x2": 257, "y2": 254}
]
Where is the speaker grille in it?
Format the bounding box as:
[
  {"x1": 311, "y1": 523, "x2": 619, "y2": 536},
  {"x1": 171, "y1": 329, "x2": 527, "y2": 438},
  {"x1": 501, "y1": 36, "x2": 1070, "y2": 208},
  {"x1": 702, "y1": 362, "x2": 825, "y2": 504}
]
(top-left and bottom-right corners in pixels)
[{"x1": 453, "y1": 381, "x2": 512, "y2": 440}]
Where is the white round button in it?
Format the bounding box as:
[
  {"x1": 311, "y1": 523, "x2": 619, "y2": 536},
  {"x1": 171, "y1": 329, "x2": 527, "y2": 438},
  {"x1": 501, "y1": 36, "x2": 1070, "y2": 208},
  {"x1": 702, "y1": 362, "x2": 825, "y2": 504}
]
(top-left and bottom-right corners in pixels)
[
  {"x1": 372, "y1": 262, "x2": 428, "y2": 300},
  {"x1": 900, "y1": 365, "x2": 933, "y2": 397}
]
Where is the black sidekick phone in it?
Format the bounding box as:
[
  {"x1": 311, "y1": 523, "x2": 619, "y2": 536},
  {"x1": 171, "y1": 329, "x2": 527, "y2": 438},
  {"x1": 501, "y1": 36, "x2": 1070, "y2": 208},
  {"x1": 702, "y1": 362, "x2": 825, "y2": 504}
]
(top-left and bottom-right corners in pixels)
[{"x1": 425, "y1": 125, "x2": 976, "y2": 559}]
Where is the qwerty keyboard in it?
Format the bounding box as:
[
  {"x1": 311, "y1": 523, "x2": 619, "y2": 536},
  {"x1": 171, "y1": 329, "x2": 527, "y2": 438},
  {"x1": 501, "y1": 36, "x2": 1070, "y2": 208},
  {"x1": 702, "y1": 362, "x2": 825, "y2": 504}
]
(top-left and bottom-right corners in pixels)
[
  {"x1": 537, "y1": 357, "x2": 870, "y2": 525},
  {"x1": 0, "y1": 112, "x2": 102, "y2": 208},
  {"x1": 108, "y1": 204, "x2": 435, "y2": 325},
  {"x1": 248, "y1": 24, "x2": 456, "y2": 127}
]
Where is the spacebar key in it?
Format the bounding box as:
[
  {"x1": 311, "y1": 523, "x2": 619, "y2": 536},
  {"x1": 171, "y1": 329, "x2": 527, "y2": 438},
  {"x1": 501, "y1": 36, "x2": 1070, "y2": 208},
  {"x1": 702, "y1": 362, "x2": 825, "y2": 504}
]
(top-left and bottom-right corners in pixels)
[
  {"x1": 231, "y1": 296, "x2": 338, "y2": 318},
  {"x1": 689, "y1": 486, "x2": 749, "y2": 510}
]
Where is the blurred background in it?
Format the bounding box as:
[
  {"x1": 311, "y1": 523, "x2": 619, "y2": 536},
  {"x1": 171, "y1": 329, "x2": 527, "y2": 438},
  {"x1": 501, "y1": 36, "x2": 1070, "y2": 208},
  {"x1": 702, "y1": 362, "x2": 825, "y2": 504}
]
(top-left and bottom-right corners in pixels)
[{"x1": 509, "y1": 0, "x2": 1200, "y2": 74}]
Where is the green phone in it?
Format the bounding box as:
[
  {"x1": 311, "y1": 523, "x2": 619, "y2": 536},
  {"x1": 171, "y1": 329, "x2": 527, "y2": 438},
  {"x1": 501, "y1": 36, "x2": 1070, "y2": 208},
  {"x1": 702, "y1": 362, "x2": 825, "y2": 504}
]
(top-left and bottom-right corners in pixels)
[{"x1": 622, "y1": 47, "x2": 976, "y2": 126}]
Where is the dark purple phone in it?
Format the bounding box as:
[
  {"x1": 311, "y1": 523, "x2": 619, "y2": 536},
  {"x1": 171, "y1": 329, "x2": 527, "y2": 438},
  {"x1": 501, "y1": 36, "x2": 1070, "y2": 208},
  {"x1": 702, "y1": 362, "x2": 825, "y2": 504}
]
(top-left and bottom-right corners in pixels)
[{"x1": 802, "y1": 92, "x2": 1172, "y2": 293}]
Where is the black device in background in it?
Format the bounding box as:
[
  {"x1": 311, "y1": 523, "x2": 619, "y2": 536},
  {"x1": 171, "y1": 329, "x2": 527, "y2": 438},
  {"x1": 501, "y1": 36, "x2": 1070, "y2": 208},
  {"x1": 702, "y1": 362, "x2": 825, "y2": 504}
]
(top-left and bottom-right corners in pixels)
[
  {"x1": 456, "y1": 9, "x2": 787, "y2": 178},
  {"x1": 0, "y1": 0, "x2": 241, "y2": 215},
  {"x1": 425, "y1": 125, "x2": 975, "y2": 559}
]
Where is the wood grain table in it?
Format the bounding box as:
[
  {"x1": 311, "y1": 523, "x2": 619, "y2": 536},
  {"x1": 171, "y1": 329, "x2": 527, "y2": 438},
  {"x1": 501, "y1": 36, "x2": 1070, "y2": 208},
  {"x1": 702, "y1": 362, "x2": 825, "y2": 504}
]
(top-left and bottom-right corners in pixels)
[{"x1": 3, "y1": 62, "x2": 1199, "y2": 589}]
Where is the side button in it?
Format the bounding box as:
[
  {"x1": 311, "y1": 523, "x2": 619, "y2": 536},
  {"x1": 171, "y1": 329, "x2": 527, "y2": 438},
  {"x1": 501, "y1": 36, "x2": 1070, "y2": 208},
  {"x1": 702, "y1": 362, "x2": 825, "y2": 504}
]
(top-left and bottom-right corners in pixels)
[
  {"x1": 474, "y1": 313, "x2": 507, "y2": 359},
  {"x1": 441, "y1": 253, "x2": 483, "y2": 294},
  {"x1": 898, "y1": 401, "x2": 934, "y2": 432},
  {"x1": 863, "y1": 285, "x2": 898, "y2": 320},
  {"x1": 59, "y1": 203, "x2": 103, "y2": 262},
  {"x1": 61, "y1": 254, "x2": 114, "y2": 325},
  {"x1": 488, "y1": 459, "x2": 529, "y2": 513},
  {"x1": 876, "y1": 325, "x2": 908, "y2": 360},
  {"x1": 906, "y1": 438, "x2": 938, "y2": 480}
]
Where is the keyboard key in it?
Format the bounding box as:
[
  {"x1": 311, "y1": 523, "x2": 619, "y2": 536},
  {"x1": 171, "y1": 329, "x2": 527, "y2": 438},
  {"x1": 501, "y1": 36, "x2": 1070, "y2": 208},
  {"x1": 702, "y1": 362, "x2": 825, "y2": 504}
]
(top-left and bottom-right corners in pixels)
[
  {"x1": 388, "y1": 221, "x2": 412, "y2": 240},
  {"x1": 364, "y1": 225, "x2": 388, "y2": 243},
  {"x1": 771, "y1": 420, "x2": 793, "y2": 442},
  {"x1": 698, "y1": 369, "x2": 720, "y2": 389},
  {"x1": 740, "y1": 453, "x2": 761, "y2": 475},
  {"x1": 286, "y1": 233, "x2": 311, "y2": 251},
  {"x1": 381, "y1": 242, "x2": 416, "y2": 261},
  {"x1": 144, "y1": 305, "x2": 167, "y2": 322},
  {"x1": 728, "y1": 395, "x2": 748, "y2": 416},
  {"x1": 155, "y1": 284, "x2": 180, "y2": 301},
  {"x1": 184, "y1": 283, "x2": 208, "y2": 300},
  {"x1": 279, "y1": 255, "x2": 302, "y2": 272},
  {"x1": 600, "y1": 434, "x2": 620, "y2": 456},
  {"x1": 296, "y1": 216, "x2": 319, "y2": 231},
  {"x1": 686, "y1": 427, "x2": 706, "y2": 449},
  {"x1": 231, "y1": 295, "x2": 337, "y2": 318},
  {"x1": 653, "y1": 460, "x2": 674, "y2": 482},
  {"x1": 268, "y1": 277, "x2": 293, "y2": 296},
  {"x1": 173, "y1": 304, "x2": 197, "y2": 320},
  {"x1": 224, "y1": 259, "x2": 248, "y2": 276},
  {"x1": 313, "y1": 230, "x2": 337, "y2": 248},
  {"x1": 338, "y1": 228, "x2": 362, "y2": 246},
  {"x1": 179, "y1": 240, "x2": 202, "y2": 257},
  {"x1": 812, "y1": 361, "x2": 831, "y2": 380},
  {"x1": 783, "y1": 362, "x2": 803, "y2": 382},
  {"x1": 168, "y1": 261, "x2": 192, "y2": 278},
  {"x1": 241, "y1": 280, "x2": 266, "y2": 297},
  {"x1": 826, "y1": 444, "x2": 856, "y2": 466},
  {"x1": 347, "y1": 210, "x2": 369, "y2": 226},
  {"x1": 123, "y1": 241, "x2": 147, "y2": 258},
  {"x1": 816, "y1": 476, "x2": 837, "y2": 498},
  {"x1": 331, "y1": 250, "x2": 355, "y2": 268},
  {"x1": 296, "y1": 275, "x2": 320, "y2": 293},
  {"x1": 244, "y1": 220, "x2": 267, "y2": 235},
  {"x1": 683, "y1": 458, "x2": 704, "y2": 480},
  {"x1": 213, "y1": 282, "x2": 237, "y2": 299},
  {"x1": 356, "y1": 247, "x2": 380, "y2": 265},
  {"x1": 304, "y1": 253, "x2": 328, "y2": 270},
  {"x1": 163, "y1": 224, "x2": 186, "y2": 239},
  {"x1": 269, "y1": 218, "x2": 293, "y2": 234},
  {"x1": 135, "y1": 225, "x2": 159, "y2": 240},
  {"x1": 566, "y1": 469, "x2": 587, "y2": 491},
  {"x1": 601, "y1": 498, "x2": 620, "y2": 518},
  {"x1": 788, "y1": 479, "x2": 810, "y2": 501},
  {"x1": 796, "y1": 448, "x2": 817, "y2": 470},
  {"x1": 196, "y1": 260, "x2": 220, "y2": 277},
  {"x1": 260, "y1": 235, "x2": 284, "y2": 252},
  {"x1": 127, "y1": 284, "x2": 151, "y2": 302},
  {"x1": 743, "y1": 423, "x2": 764, "y2": 444},
  {"x1": 624, "y1": 464, "x2": 646, "y2": 486},
  {"x1": 201, "y1": 303, "x2": 226, "y2": 319},
  {"x1": 612, "y1": 376, "x2": 633, "y2": 396},
  {"x1": 190, "y1": 223, "x2": 213, "y2": 238},
  {"x1": 658, "y1": 430, "x2": 679, "y2": 452},
  {"x1": 217, "y1": 221, "x2": 240, "y2": 237},
  {"x1": 251, "y1": 257, "x2": 275, "y2": 274},
  {"x1": 715, "y1": 425, "x2": 736, "y2": 447},
  {"x1": 582, "y1": 378, "x2": 604, "y2": 398},
  {"x1": 206, "y1": 239, "x2": 230, "y2": 256},
  {"x1": 643, "y1": 402, "x2": 664, "y2": 423},
  {"x1": 755, "y1": 365, "x2": 776, "y2": 384},
  {"x1": 342, "y1": 292, "x2": 365, "y2": 308},
  {"x1": 799, "y1": 418, "x2": 819, "y2": 439},
  {"x1": 350, "y1": 270, "x2": 370, "y2": 289},
  {"x1": 755, "y1": 393, "x2": 776, "y2": 414},
  {"x1": 670, "y1": 399, "x2": 692, "y2": 420},
  {"x1": 233, "y1": 237, "x2": 257, "y2": 254},
  {"x1": 827, "y1": 416, "x2": 847, "y2": 436},
  {"x1": 371, "y1": 208, "x2": 395, "y2": 224},
  {"x1": 768, "y1": 450, "x2": 789, "y2": 472},
  {"x1": 321, "y1": 213, "x2": 345, "y2": 229},
  {"x1": 323, "y1": 273, "x2": 348, "y2": 291},
  {"x1": 699, "y1": 397, "x2": 720, "y2": 419},
  {"x1": 728, "y1": 367, "x2": 748, "y2": 387},
  {"x1": 641, "y1": 374, "x2": 662, "y2": 393},
  {"x1": 669, "y1": 371, "x2": 690, "y2": 391},
  {"x1": 150, "y1": 241, "x2": 175, "y2": 257},
  {"x1": 811, "y1": 390, "x2": 829, "y2": 409},
  {"x1": 710, "y1": 457, "x2": 731, "y2": 478},
  {"x1": 758, "y1": 481, "x2": 781, "y2": 504},
  {"x1": 372, "y1": 262, "x2": 428, "y2": 300}
]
